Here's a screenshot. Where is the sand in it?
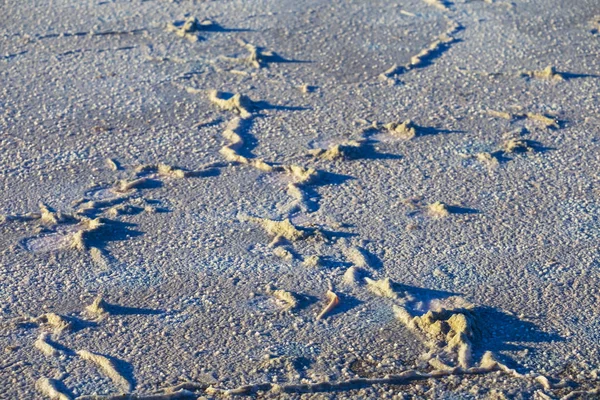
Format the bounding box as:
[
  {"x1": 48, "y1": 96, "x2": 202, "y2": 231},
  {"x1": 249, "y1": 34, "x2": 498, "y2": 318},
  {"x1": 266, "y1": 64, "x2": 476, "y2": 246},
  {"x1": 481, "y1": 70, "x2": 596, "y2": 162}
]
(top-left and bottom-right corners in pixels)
[{"x1": 1, "y1": 0, "x2": 600, "y2": 398}]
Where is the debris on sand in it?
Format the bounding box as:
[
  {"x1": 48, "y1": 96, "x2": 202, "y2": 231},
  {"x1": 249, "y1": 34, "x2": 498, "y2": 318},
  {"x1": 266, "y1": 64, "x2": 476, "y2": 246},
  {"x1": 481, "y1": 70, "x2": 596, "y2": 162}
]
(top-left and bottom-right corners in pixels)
[
  {"x1": 427, "y1": 201, "x2": 450, "y2": 218},
  {"x1": 77, "y1": 349, "x2": 133, "y2": 392},
  {"x1": 487, "y1": 110, "x2": 513, "y2": 120},
  {"x1": 520, "y1": 65, "x2": 564, "y2": 81},
  {"x1": 166, "y1": 17, "x2": 214, "y2": 42},
  {"x1": 36, "y1": 377, "x2": 72, "y2": 400},
  {"x1": 208, "y1": 90, "x2": 254, "y2": 119},
  {"x1": 316, "y1": 290, "x2": 340, "y2": 320}
]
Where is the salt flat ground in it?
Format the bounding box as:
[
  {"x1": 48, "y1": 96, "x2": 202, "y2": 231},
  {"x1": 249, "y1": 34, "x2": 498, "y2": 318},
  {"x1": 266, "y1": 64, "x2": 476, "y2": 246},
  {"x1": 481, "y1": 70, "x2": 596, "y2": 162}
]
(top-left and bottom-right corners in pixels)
[{"x1": 1, "y1": 0, "x2": 600, "y2": 398}]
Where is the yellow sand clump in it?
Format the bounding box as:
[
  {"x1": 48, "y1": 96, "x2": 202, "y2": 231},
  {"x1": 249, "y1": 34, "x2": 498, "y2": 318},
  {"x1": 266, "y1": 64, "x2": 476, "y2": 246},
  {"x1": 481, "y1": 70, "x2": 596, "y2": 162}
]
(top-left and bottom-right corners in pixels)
[
  {"x1": 35, "y1": 332, "x2": 60, "y2": 357},
  {"x1": 282, "y1": 165, "x2": 319, "y2": 184},
  {"x1": 487, "y1": 110, "x2": 513, "y2": 120},
  {"x1": 316, "y1": 290, "x2": 339, "y2": 320},
  {"x1": 266, "y1": 284, "x2": 298, "y2": 310},
  {"x1": 36, "y1": 377, "x2": 71, "y2": 400},
  {"x1": 77, "y1": 349, "x2": 133, "y2": 392},
  {"x1": 487, "y1": 109, "x2": 559, "y2": 128},
  {"x1": 90, "y1": 246, "x2": 109, "y2": 269},
  {"x1": 379, "y1": 20, "x2": 460, "y2": 83},
  {"x1": 423, "y1": 0, "x2": 450, "y2": 11},
  {"x1": 208, "y1": 90, "x2": 253, "y2": 119},
  {"x1": 166, "y1": 17, "x2": 213, "y2": 42},
  {"x1": 502, "y1": 138, "x2": 531, "y2": 153},
  {"x1": 303, "y1": 255, "x2": 322, "y2": 268},
  {"x1": 383, "y1": 120, "x2": 417, "y2": 139},
  {"x1": 221, "y1": 38, "x2": 277, "y2": 69},
  {"x1": 344, "y1": 247, "x2": 371, "y2": 269},
  {"x1": 105, "y1": 158, "x2": 119, "y2": 171},
  {"x1": 365, "y1": 277, "x2": 398, "y2": 299},
  {"x1": 520, "y1": 65, "x2": 564, "y2": 81},
  {"x1": 475, "y1": 152, "x2": 499, "y2": 168},
  {"x1": 85, "y1": 295, "x2": 109, "y2": 317},
  {"x1": 394, "y1": 299, "x2": 478, "y2": 368},
  {"x1": 409, "y1": 21, "x2": 461, "y2": 68},
  {"x1": 525, "y1": 113, "x2": 559, "y2": 128},
  {"x1": 272, "y1": 246, "x2": 293, "y2": 261},
  {"x1": 113, "y1": 177, "x2": 149, "y2": 193},
  {"x1": 36, "y1": 313, "x2": 72, "y2": 333},
  {"x1": 427, "y1": 201, "x2": 450, "y2": 218},
  {"x1": 286, "y1": 184, "x2": 305, "y2": 202},
  {"x1": 157, "y1": 163, "x2": 189, "y2": 179},
  {"x1": 243, "y1": 216, "x2": 307, "y2": 241},
  {"x1": 218, "y1": 117, "x2": 274, "y2": 172},
  {"x1": 39, "y1": 203, "x2": 60, "y2": 224},
  {"x1": 342, "y1": 266, "x2": 361, "y2": 285},
  {"x1": 69, "y1": 231, "x2": 87, "y2": 251},
  {"x1": 308, "y1": 141, "x2": 363, "y2": 161}
]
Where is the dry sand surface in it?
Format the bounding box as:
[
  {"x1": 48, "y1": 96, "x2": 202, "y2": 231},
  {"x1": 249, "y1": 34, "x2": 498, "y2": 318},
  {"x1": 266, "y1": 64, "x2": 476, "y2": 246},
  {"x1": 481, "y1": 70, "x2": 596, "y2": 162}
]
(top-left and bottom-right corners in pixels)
[{"x1": 1, "y1": 0, "x2": 600, "y2": 398}]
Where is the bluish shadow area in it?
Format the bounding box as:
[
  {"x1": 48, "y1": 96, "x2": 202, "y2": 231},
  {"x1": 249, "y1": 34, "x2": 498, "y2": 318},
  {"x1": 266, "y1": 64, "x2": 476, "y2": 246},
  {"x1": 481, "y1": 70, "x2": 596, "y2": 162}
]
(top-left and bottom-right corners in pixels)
[
  {"x1": 102, "y1": 302, "x2": 164, "y2": 316},
  {"x1": 475, "y1": 306, "x2": 564, "y2": 373}
]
